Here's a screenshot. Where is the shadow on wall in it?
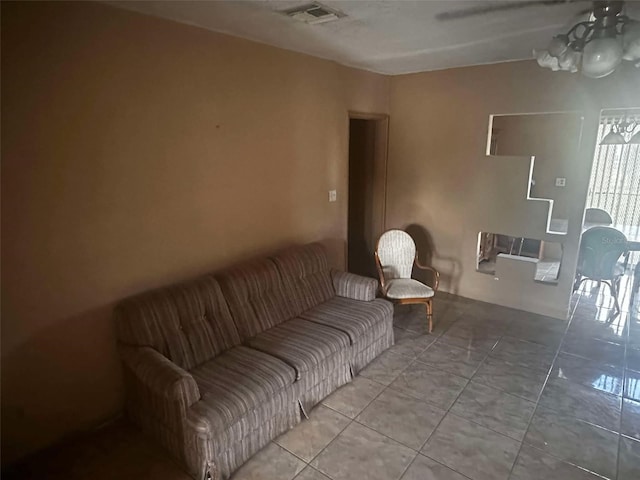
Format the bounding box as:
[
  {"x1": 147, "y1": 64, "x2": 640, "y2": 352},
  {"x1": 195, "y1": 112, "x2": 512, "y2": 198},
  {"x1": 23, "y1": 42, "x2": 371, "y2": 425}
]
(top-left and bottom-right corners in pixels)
[
  {"x1": 1, "y1": 304, "x2": 125, "y2": 467},
  {"x1": 321, "y1": 238, "x2": 348, "y2": 271},
  {"x1": 405, "y1": 224, "x2": 463, "y2": 295}
]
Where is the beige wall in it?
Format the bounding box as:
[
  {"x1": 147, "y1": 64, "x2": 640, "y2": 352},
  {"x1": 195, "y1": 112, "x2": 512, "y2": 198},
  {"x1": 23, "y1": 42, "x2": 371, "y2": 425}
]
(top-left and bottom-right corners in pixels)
[
  {"x1": 387, "y1": 60, "x2": 640, "y2": 318},
  {"x1": 492, "y1": 113, "x2": 583, "y2": 220},
  {"x1": 0, "y1": 1, "x2": 389, "y2": 464}
]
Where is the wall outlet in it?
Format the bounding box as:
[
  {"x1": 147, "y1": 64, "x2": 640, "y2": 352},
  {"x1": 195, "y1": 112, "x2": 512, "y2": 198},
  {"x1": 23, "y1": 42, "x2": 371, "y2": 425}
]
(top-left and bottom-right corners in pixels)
[
  {"x1": 555, "y1": 177, "x2": 566, "y2": 187},
  {"x1": 328, "y1": 190, "x2": 337, "y2": 202}
]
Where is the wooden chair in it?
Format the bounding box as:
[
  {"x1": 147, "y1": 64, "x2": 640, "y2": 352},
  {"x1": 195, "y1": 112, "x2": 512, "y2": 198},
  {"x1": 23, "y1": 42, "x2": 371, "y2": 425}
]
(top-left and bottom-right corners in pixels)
[{"x1": 375, "y1": 229, "x2": 440, "y2": 333}]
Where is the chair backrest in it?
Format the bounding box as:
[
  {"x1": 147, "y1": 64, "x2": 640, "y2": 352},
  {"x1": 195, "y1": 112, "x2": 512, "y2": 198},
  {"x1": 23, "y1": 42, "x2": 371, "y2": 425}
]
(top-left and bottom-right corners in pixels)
[
  {"x1": 577, "y1": 227, "x2": 627, "y2": 280},
  {"x1": 376, "y1": 229, "x2": 416, "y2": 282},
  {"x1": 585, "y1": 208, "x2": 613, "y2": 225}
]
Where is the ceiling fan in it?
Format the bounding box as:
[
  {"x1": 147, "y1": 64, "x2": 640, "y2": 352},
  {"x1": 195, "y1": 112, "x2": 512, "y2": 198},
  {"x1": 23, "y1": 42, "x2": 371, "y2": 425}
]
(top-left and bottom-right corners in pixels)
[{"x1": 435, "y1": 0, "x2": 591, "y2": 22}]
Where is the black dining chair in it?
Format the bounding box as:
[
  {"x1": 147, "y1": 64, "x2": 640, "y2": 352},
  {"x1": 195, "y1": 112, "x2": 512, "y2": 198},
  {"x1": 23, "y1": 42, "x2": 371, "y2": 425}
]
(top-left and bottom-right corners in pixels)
[{"x1": 574, "y1": 226, "x2": 628, "y2": 312}]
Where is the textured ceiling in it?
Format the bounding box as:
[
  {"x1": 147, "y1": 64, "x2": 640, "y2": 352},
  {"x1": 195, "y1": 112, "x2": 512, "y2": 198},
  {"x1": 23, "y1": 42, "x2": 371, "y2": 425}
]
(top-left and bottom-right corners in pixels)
[{"x1": 107, "y1": 0, "x2": 640, "y2": 75}]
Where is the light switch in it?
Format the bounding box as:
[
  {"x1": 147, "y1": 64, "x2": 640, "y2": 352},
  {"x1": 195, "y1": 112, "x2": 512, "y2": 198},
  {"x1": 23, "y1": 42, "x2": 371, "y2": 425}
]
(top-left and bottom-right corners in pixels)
[
  {"x1": 328, "y1": 190, "x2": 337, "y2": 202},
  {"x1": 555, "y1": 177, "x2": 566, "y2": 187}
]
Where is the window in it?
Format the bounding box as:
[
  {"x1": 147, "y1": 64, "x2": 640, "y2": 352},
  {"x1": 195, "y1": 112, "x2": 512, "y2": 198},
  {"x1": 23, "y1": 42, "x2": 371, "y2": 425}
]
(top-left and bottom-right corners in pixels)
[{"x1": 586, "y1": 110, "x2": 640, "y2": 228}]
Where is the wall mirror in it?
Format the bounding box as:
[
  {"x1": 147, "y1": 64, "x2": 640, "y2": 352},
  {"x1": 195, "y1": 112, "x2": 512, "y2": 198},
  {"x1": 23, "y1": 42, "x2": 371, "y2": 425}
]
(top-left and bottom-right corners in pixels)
[
  {"x1": 477, "y1": 231, "x2": 562, "y2": 284},
  {"x1": 488, "y1": 112, "x2": 583, "y2": 232}
]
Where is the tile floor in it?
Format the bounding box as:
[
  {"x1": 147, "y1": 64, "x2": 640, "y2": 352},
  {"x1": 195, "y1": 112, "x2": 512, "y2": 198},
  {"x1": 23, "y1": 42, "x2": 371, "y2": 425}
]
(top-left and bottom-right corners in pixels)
[
  {"x1": 231, "y1": 280, "x2": 640, "y2": 480},
  {"x1": 5, "y1": 277, "x2": 640, "y2": 480}
]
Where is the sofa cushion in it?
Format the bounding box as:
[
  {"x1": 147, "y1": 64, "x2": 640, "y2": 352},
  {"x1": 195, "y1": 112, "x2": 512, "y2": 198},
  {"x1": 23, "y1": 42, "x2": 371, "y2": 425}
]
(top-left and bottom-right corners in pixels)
[
  {"x1": 246, "y1": 318, "x2": 350, "y2": 379},
  {"x1": 271, "y1": 243, "x2": 335, "y2": 317},
  {"x1": 299, "y1": 297, "x2": 393, "y2": 345},
  {"x1": 188, "y1": 346, "x2": 296, "y2": 435},
  {"x1": 217, "y1": 258, "x2": 295, "y2": 340},
  {"x1": 115, "y1": 275, "x2": 241, "y2": 370}
]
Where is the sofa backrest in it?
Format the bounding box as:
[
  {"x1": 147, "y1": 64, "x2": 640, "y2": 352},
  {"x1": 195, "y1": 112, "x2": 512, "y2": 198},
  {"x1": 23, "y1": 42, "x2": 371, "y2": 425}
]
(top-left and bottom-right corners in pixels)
[
  {"x1": 271, "y1": 243, "x2": 335, "y2": 317},
  {"x1": 115, "y1": 275, "x2": 241, "y2": 371},
  {"x1": 217, "y1": 257, "x2": 295, "y2": 340}
]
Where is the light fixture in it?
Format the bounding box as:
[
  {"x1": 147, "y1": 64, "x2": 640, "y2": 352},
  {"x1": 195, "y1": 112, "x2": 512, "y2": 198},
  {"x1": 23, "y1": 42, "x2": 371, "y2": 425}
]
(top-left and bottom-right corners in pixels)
[
  {"x1": 628, "y1": 130, "x2": 640, "y2": 144},
  {"x1": 535, "y1": 1, "x2": 640, "y2": 78},
  {"x1": 600, "y1": 116, "x2": 640, "y2": 144}
]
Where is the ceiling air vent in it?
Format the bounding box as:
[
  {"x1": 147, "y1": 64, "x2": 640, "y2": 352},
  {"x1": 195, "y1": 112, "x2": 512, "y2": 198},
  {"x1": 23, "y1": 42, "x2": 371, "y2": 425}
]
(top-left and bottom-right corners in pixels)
[{"x1": 281, "y1": 3, "x2": 345, "y2": 25}]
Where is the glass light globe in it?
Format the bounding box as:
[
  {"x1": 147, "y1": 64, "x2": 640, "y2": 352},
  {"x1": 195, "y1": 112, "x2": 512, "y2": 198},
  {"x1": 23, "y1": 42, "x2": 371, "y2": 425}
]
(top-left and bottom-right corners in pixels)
[
  {"x1": 581, "y1": 37, "x2": 623, "y2": 78},
  {"x1": 622, "y1": 20, "x2": 640, "y2": 61},
  {"x1": 600, "y1": 130, "x2": 627, "y2": 145},
  {"x1": 534, "y1": 49, "x2": 561, "y2": 71},
  {"x1": 628, "y1": 130, "x2": 640, "y2": 145},
  {"x1": 548, "y1": 35, "x2": 569, "y2": 57},
  {"x1": 558, "y1": 49, "x2": 581, "y2": 72}
]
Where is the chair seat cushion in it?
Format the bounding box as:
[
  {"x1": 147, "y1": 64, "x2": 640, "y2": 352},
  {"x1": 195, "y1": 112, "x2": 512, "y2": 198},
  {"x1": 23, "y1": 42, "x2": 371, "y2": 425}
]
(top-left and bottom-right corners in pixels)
[
  {"x1": 188, "y1": 345, "x2": 296, "y2": 433},
  {"x1": 299, "y1": 297, "x2": 392, "y2": 344},
  {"x1": 386, "y1": 278, "x2": 434, "y2": 299},
  {"x1": 246, "y1": 318, "x2": 350, "y2": 379}
]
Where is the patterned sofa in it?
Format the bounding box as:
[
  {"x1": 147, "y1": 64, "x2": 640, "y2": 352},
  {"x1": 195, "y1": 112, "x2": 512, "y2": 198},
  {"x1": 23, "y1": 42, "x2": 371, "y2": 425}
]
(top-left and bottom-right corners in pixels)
[{"x1": 115, "y1": 243, "x2": 393, "y2": 479}]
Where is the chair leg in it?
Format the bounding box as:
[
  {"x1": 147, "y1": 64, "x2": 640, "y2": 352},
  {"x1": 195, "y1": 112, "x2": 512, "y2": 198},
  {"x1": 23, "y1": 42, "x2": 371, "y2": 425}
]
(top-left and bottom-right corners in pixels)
[
  {"x1": 573, "y1": 274, "x2": 581, "y2": 291},
  {"x1": 425, "y1": 300, "x2": 433, "y2": 334},
  {"x1": 573, "y1": 275, "x2": 587, "y2": 292},
  {"x1": 606, "y1": 280, "x2": 621, "y2": 313}
]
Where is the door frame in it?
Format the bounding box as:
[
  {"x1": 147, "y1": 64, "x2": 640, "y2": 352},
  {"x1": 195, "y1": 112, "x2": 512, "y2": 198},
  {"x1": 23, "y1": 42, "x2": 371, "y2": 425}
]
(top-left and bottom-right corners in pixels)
[{"x1": 346, "y1": 111, "x2": 390, "y2": 272}]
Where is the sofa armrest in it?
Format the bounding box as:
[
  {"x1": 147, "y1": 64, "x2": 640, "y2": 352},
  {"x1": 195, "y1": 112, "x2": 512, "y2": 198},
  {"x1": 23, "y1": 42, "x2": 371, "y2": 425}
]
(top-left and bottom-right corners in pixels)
[
  {"x1": 331, "y1": 270, "x2": 378, "y2": 301},
  {"x1": 119, "y1": 345, "x2": 200, "y2": 422}
]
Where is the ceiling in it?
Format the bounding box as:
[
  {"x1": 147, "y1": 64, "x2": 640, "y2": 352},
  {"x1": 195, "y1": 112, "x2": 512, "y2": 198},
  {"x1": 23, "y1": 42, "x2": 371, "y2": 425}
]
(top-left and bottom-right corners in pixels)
[{"x1": 108, "y1": 0, "x2": 640, "y2": 75}]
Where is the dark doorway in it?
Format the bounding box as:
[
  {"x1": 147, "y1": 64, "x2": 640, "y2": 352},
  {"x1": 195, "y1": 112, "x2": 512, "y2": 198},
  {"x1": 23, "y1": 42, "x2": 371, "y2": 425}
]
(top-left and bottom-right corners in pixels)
[{"x1": 347, "y1": 114, "x2": 389, "y2": 278}]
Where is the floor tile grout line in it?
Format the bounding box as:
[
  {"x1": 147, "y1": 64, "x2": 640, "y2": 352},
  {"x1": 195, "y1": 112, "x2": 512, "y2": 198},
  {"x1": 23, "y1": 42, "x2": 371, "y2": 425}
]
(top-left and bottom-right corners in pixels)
[
  {"x1": 615, "y1": 315, "x2": 630, "y2": 480},
  {"x1": 351, "y1": 417, "x2": 424, "y2": 453},
  {"x1": 279, "y1": 371, "x2": 394, "y2": 476},
  {"x1": 413, "y1": 374, "x2": 470, "y2": 477},
  {"x1": 312, "y1": 325, "x2": 471, "y2": 480},
  {"x1": 558, "y1": 349, "x2": 626, "y2": 372},
  {"x1": 258, "y1": 308, "x2": 427, "y2": 478},
  {"x1": 410, "y1": 353, "x2": 489, "y2": 383},
  {"x1": 308, "y1": 371, "x2": 398, "y2": 475},
  {"x1": 396, "y1": 454, "x2": 423, "y2": 480},
  {"x1": 393, "y1": 450, "x2": 421, "y2": 480},
  {"x1": 368, "y1": 345, "x2": 533, "y2": 448},
  {"x1": 409, "y1": 326, "x2": 536, "y2": 480},
  {"x1": 273, "y1": 442, "x2": 312, "y2": 468},
  {"x1": 312, "y1": 360, "x2": 435, "y2": 479},
  {"x1": 505, "y1": 291, "x2": 581, "y2": 480},
  {"x1": 514, "y1": 406, "x2": 628, "y2": 475},
  {"x1": 505, "y1": 290, "x2": 632, "y2": 479},
  {"x1": 290, "y1": 296, "x2": 632, "y2": 480},
  {"x1": 412, "y1": 308, "x2": 507, "y2": 466},
  {"x1": 512, "y1": 444, "x2": 617, "y2": 480},
  {"x1": 469, "y1": 370, "x2": 546, "y2": 404},
  {"x1": 513, "y1": 419, "x2": 626, "y2": 478},
  {"x1": 273, "y1": 406, "x2": 352, "y2": 466},
  {"x1": 379, "y1": 370, "x2": 468, "y2": 414},
  {"x1": 298, "y1": 415, "x2": 355, "y2": 476},
  {"x1": 250, "y1": 309, "x2": 463, "y2": 476},
  {"x1": 312, "y1": 344, "x2": 437, "y2": 479},
  {"x1": 522, "y1": 401, "x2": 623, "y2": 435},
  {"x1": 410, "y1": 452, "x2": 477, "y2": 480},
  {"x1": 306, "y1": 411, "x2": 353, "y2": 467}
]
